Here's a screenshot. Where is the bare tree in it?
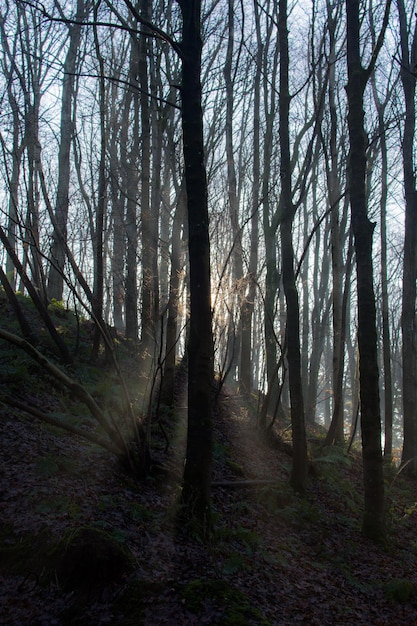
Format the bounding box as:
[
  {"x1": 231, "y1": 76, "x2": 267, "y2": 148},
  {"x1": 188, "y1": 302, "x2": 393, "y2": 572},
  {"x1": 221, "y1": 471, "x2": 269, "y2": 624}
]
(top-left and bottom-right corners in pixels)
[
  {"x1": 178, "y1": 0, "x2": 214, "y2": 534},
  {"x1": 48, "y1": 0, "x2": 88, "y2": 301},
  {"x1": 278, "y1": 0, "x2": 308, "y2": 492},
  {"x1": 345, "y1": 0, "x2": 391, "y2": 540},
  {"x1": 398, "y1": 0, "x2": 417, "y2": 473}
]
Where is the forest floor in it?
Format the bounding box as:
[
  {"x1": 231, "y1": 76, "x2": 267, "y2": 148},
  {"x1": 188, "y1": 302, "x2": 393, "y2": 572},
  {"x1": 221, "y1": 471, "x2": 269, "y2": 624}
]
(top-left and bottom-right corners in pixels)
[{"x1": 1, "y1": 298, "x2": 417, "y2": 624}]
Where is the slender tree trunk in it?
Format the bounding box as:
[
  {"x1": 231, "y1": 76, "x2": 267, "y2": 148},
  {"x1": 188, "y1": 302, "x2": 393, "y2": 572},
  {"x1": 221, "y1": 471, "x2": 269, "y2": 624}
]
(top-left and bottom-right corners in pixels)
[
  {"x1": 306, "y1": 213, "x2": 331, "y2": 425},
  {"x1": 278, "y1": 0, "x2": 308, "y2": 493},
  {"x1": 48, "y1": 0, "x2": 86, "y2": 301},
  {"x1": 345, "y1": 0, "x2": 389, "y2": 540},
  {"x1": 327, "y1": 0, "x2": 346, "y2": 444},
  {"x1": 262, "y1": 8, "x2": 280, "y2": 408},
  {"x1": 179, "y1": 0, "x2": 213, "y2": 534},
  {"x1": 224, "y1": 0, "x2": 244, "y2": 380},
  {"x1": 125, "y1": 34, "x2": 140, "y2": 341},
  {"x1": 91, "y1": 15, "x2": 107, "y2": 360},
  {"x1": 0, "y1": 18, "x2": 23, "y2": 289},
  {"x1": 24, "y1": 99, "x2": 44, "y2": 296},
  {"x1": 325, "y1": 232, "x2": 354, "y2": 445},
  {"x1": 139, "y1": 0, "x2": 156, "y2": 356},
  {"x1": 370, "y1": 74, "x2": 393, "y2": 459},
  {"x1": 398, "y1": 0, "x2": 417, "y2": 473},
  {"x1": 161, "y1": 188, "x2": 186, "y2": 406},
  {"x1": 240, "y1": 2, "x2": 261, "y2": 394},
  {"x1": 3, "y1": 89, "x2": 24, "y2": 290},
  {"x1": 108, "y1": 77, "x2": 125, "y2": 332}
]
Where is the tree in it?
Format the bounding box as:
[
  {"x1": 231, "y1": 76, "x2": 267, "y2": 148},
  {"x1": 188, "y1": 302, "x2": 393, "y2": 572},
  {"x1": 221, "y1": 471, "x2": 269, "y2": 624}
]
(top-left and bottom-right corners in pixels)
[
  {"x1": 321, "y1": 0, "x2": 350, "y2": 444},
  {"x1": 178, "y1": 0, "x2": 214, "y2": 534},
  {"x1": 369, "y1": 20, "x2": 396, "y2": 459},
  {"x1": 124, "y1": 14, "x2": 141, "y2": 342},
  {"x1": 345, "y1": 0, "x2": 391, "y2": 540},
  {"x1": 398, "y1": 0, "x2": 417, "y2": 473},
  {"x1": 91, "y1": 5, "x2": 107, "y2": 360},
  {"x1": 278, "y1": 0, "x2": 308, "y2": 492},
  {"x1": 221, "y1": 0, "x2": 240, "y2": 380},
  {"x1": 138, "y1": 0, "x2": 158, "y2": 355},
  {"x1": 240, "y1": 0, "x2": 261, "y2": 396},
  {"x1": 0, "y1": 5, "x2": 25, "y2": 290},
  {"x1": 48, "y1": 0, "x2": 88, "y2": 301}
]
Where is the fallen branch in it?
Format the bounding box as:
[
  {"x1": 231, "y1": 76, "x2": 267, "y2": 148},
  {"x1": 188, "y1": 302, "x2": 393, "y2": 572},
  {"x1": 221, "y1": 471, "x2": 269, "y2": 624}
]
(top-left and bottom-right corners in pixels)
[
  {"x1": 212, "y1": 479, "x2": 279, "y2": 488},
  {"x1": 0, "y1": 328, "x2": 126, "y2": 454},
  {"x1": 2, "y1": 396, "x2": 121, "y2": 456}
]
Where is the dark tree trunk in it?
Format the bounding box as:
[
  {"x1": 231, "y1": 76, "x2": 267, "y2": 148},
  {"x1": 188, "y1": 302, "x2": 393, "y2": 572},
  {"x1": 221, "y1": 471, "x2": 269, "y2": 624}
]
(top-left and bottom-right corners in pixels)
[
  {"x1": 125, "y1": 63, "x2": 140, "y2": 342},
  {"x1": 91, "y1": 14, "x2": 107, "y2": 361},
  {"x1": 398, "y1": 0, "x2": 417, "y2": 473},
  {"x1": 139, "y1": 0, "x2": 156, "y2": 355},
  {"x1": 161, "y1": 189, "x2": 186, "y2": 406},
  {"x1": 278, "y1": 0, "x2": 308, "y2": 493},
  {"x1": 326, "y1": 1, "x2": 346, "y2": 445},
  {"x1": 240, "y1": 0, "x2": 261, "y2": 396},
  {"x1": 179, "y1": 0, "x2": 213, "y2": 534},
  {"x1": 371, "y1": 84, "x2": 393, "y2": 460},
  {"x1": 345, "y1": 0, "x2": 388, "y2": 541}
]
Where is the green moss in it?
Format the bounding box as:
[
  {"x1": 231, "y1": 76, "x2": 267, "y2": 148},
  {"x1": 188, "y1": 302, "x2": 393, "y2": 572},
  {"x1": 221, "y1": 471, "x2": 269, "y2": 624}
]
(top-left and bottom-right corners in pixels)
[
  {"x1": 181, "y1": 578, "x2": 236, "y2": 611},
  {"x1": 213, "y1": 441, "x2": 229, "y2": 459},
  {"x1": 35, "y1": 495, "x2": 80, "y2": 518},
  {"x1": 220, "y1": 604, "x2": 270, "y2": 625},
  {"x1": 0, "y1": 524, "x2": 54, "y2": 580},
  {"x1": 385, "y1": 578, "x2": 416, "y2": 604},
  {"x1": 225, "y1": 459, "x2": 245, "y2": 476},
  {"x1": 181, "y1": 578, "x2": 269, "y2": 625},
  {"x1": 35, "y1": 455, "x2": 60, "y2": 477},
  {"x1": 113, "y1": 580, "x2": 166, "y2": 625},
  {"x1": 221, "y1": 551, "x2": 246, "y2": 574},
  {"x1": 216, "y1": 525, "x2": 262, "y2": 553}
]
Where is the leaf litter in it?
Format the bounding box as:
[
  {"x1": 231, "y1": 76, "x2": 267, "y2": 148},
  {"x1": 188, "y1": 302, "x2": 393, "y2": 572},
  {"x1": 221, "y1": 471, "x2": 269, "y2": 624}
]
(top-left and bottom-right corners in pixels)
[{"x1": 1, "y1": 384, "x2": 417, "y2": 625}]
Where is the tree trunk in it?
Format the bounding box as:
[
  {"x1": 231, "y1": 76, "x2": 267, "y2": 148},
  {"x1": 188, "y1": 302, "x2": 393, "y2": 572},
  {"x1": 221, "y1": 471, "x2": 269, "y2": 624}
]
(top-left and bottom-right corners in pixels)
[
  {"x1": 224, "y1": 0, "x2": 244, "y2": 381},
  {"x1": 345, "y1": 0, "x2": 388, "y2": 541},
  {"x1": 161, "y1": 188, "x2": 186, "y2": 406},
  {"x1": 261, "y1": 7, "x2": 280, "y2": 409},
  {"x1": 240, "y1": 2, "x2": 261, "y2": 394},
  {"x1": 124, "y1": 28, "x2": 140, "y2": 341},
  {"x1": 48, "y1": 0, "x2": 86, "y2": 301},
  {"x1": 91, "y1": 15, "x2": 107, "y2": 360},
  {"x1": 278, "y1": 0, "x2": 308, "y2": 493},
  {"x1": 108, "y1": 76, "x2": 125, "y2": 332},
  {"x1": 179, "y1": 0, "x2": 213, "y2": 535},
  {"x1": 327, "y1": 1, "x2": 346, "y2": 444},
  {"x1": 370, "y1": 73, "x2": 393, "y2": 460},
  {"x1": 398, "y1": 0, "x2": 417, "y2": 473},
  {"x1": 139, "y1": 0, "x2": 157, "y2": 356}
]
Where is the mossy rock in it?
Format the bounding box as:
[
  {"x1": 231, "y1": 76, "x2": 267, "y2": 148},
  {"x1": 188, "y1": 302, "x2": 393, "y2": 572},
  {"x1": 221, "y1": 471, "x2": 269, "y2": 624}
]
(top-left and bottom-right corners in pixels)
[{"x1": 54, "y1": 526, "x2": 135, "y2": 591}]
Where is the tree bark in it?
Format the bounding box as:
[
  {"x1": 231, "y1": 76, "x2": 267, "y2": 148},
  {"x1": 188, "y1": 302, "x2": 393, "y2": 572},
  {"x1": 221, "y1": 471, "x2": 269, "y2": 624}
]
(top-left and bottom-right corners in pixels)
[
  {"x1": 91, "y1": 13, "x2": 107, "y2": 360},
  {"x1": 345, "y1": 0, "x2": 389, "y2": 541},
  {"x1": 240, "y1": 0, "x2": 261, "y2": 396},
  {"x1": 179, "y1": 0, "x2": 213, "y2": 534},
  {"x1": 398, "y1": 0, "x2": 417, "y2": 473},
  {"x1": 48, "y1": 0, "x2": 86, "y2": 301},
  {"x1": 369, "y1": 67, "x2": 393, "y2": 460},
  {"x1": 278, "y1": 0, "x2": 308, "y2": 493},
  {"x1": 161, "y1": 188, "x2": 186, "y2": 406},
  {"x1": 124, "y1": 26, "x2": 140, "y2": 341}
]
